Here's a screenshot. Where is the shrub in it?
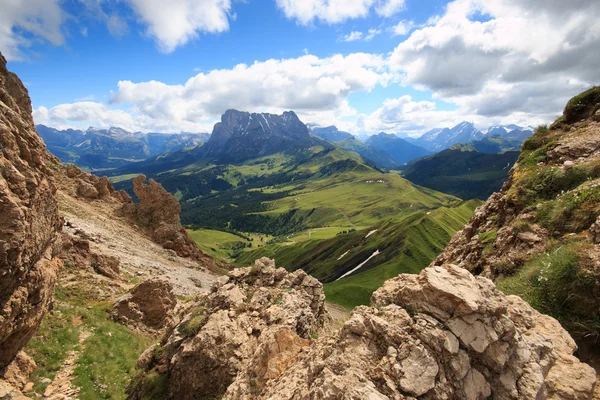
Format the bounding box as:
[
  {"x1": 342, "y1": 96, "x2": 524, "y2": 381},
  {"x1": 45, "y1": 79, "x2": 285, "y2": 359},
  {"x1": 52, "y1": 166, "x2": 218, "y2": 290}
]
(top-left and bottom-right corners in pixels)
[{"x1": 563, "y1": 86, "x2": 600, "y2": 123}]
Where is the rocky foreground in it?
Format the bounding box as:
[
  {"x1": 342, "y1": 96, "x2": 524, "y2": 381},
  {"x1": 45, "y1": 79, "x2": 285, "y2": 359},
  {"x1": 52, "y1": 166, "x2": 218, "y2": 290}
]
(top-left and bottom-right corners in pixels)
[{"x1": 130, "y1": 259, "x2": 595, "y2": 399}]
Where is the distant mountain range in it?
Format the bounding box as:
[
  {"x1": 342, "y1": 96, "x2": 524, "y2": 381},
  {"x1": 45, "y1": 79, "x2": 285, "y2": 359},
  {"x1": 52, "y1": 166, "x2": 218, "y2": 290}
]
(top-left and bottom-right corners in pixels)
[
  {"x1": 365, "y1": 132, "x2": 431, "y2": 165},
  {"x1": 36, "y1": 125, "x2": 209, "y2": 170},
  {"x1": 307, "y1": 125, "x2": 354, "y2": 142},
  {"x1": 406, "y1": 122, "x2": 534, "y2": 152}
]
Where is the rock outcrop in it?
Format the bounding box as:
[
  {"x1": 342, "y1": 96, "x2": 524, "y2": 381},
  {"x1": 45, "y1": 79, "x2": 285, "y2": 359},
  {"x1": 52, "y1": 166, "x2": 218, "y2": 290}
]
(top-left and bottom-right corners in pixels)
[
  {"x1": 111, "y1": 279, "x2": 177, "y2": 334},
  {"x1": 61, "y1": 163, "x2": 131, "y2": 204},
  {"x1": 0, "y1": 53, "x2": 62, "y2": 370},
  {"x1": 129, "y1": 259, "x2": 330, "y2": 399},
  {"x1": 129, "y1": 261, "x2": 594, "y2": 399},
  {"x1": 432, "y1": 88, "x2": 600, "y2": 346},
  {"x1": 121, "y1": 175, "x2": 206, "y2": 260}
]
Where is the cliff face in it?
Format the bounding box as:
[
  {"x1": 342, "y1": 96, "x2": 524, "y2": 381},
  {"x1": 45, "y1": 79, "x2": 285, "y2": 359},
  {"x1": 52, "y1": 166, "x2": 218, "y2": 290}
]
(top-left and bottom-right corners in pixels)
[
  {"x1": 0, "y1": 54, "x2": 63, "y2": 369},
  {"x1": 434, "y1": 87, "x2": 600, "y2": 344},
  {"x1": 121, "y1": 175, "x2": 211, "y2": 262},
  {"x1": 129, "y1": 261, "x2": 595, "y2": 399}
]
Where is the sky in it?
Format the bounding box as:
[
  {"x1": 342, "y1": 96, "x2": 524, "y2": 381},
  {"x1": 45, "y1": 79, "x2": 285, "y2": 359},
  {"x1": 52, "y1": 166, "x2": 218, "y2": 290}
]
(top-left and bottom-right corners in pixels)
[{"x1": 1, "y1": 0, "x2": 599, "y2": 137}]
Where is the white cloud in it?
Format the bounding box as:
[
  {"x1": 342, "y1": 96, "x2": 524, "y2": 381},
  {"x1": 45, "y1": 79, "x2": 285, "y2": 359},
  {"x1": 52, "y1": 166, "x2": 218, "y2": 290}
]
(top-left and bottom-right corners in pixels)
[
  {"x1": 375, "y1": 0, "x2": 406, "y2": 18},
  {"x1": 340, "y1": 31, "x2": 363, "y2": 42},
  {"x1": 392, "y1": 20, "x2": 413, "y2": 36},
  {"x1": 275, "y1": 0, "x2": 406, "y2": 25},
  {"x1": 0, "y1": 0, "x2": 65, "y2": 61},
  {"x1": 33, "y1": 102, "x2": 216, "y2": 133},
  {"x1": 364, "y1": 28, "x2": 382, "y2": 41},
  {"x1": 110, "y1": 53, "x2": 390, "y2": 124},
  {"x1": 391, "y1": 0, "x2": 600, "y2": 98},
  {"x1": 126, "y1": 0, "x2": 233, "y2": 52},
  {"x1": 36, "y1": 53, "x2": 391, "y2": 133}
]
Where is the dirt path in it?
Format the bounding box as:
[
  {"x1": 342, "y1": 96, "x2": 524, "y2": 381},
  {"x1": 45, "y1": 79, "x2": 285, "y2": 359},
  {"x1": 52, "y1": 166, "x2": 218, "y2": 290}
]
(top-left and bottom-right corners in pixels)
[
  {"x1": 58, "y1": 191, "x2": 219, "y2": 296},
  {"x1": 43, "y1": 329, "x2": 92, "y2": 400}
]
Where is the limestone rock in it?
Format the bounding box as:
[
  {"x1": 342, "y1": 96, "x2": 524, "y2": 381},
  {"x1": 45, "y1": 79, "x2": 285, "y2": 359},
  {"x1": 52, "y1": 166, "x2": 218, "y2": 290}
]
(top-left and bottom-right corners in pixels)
[
  {"x1": 0, "y1": 52, "x2": 62, "y2": 370},
  {"x1": 77, "y1": 179, "x2": 99, "y2": 199},
  {"x1": 111, "y1": 279, "x2": 177, "y2": 333},
  {"x1": 129, "y1": 263, "x2": 594, "y2": 399},
  {"x1": 90, "y1": 253, "x2": 120, "y2": 279},
  {"x1": 128, "y1": 261, "x2": 330, "y2": 400},
  {"x1": 2, "y1": 352, "x2": 36, "y2": 390},
  {"x1": 121, "y1": 175, "x2": 207, "y2": 261}
]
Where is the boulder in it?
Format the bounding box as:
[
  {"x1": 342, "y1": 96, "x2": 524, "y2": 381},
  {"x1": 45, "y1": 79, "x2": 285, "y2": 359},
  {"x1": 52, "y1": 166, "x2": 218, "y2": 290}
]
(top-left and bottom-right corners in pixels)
[
  {"x1": 128, "y1": 261, "x2": 330, "y2": 400},
  {"x1": 90, "y1": 253, "x2": 120, "y2": 279},
  {"x1": 111, "y1": 279, "x2": 177, "y2": 333}
]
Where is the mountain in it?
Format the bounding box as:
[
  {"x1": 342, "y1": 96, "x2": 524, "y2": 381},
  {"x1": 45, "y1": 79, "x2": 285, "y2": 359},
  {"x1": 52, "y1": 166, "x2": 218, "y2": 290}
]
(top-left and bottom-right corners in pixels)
[
  {"x1": 334, "y1": 137, "x2": 399, "y2": 169},
  {"x1": 308, "y1": 125, "x2": 354, "y2": 142},
  {"x1": 107, "y1": 110, "x2": 476, "y2": 305},
  {"x1": 365, "y1": 132, "x2": 431, "y2": 164},
  {"x1": 485, "y1": 124, "x2": 534, "y2": 142},
  {"x1": 36, "y1": 124, "x2": 209, "y2": 170},
  {"x1": 409, "y1": 122, "x2": 483, "y2": 152},
  {"x1": 402, "y1": 143, "x2": 520, "y2": 200},
  {"x1": 469, "y1": 134, "x2": 523, "y2": 154},
  {"x1": 435, "y1": 87, "x2": 600, "y2": 356},
  {"x1": 197, "y1": 110, "x2": 329, "y2": 163}
]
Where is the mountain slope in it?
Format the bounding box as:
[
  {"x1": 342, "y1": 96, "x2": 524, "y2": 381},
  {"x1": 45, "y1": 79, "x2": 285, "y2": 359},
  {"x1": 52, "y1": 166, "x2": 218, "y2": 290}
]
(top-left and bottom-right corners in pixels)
[
  {"x1": 36, "y1": 125, "x2": 208, "y2": 170},
  {"x1": 434, "y1": 87, "x2": 600, "y2": 354},
  {"x1": 334, "y1": 137, "x2": 399, "y2": 169},
  {"x1": 366, "y1": 132, "x2": 430, "y2": 164},
  {"x1": 308, "y1": 125, "x2": 354, "y2": 142},
  {"x1": 402, "y1": 144, "x2": 520, "y2": 199}
]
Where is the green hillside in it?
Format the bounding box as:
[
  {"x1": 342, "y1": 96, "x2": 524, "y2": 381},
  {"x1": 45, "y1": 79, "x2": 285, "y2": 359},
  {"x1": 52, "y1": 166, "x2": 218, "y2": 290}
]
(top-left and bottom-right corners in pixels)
[
  {"x1": 402, "y1": 144, "x2": 520, "y2": 200},
  {"x1": 237, "y1": 200, "x2": 479, "y2": 308},
  {"x1": 112, "y1": 142, "x2": 480, "y2": 307}
]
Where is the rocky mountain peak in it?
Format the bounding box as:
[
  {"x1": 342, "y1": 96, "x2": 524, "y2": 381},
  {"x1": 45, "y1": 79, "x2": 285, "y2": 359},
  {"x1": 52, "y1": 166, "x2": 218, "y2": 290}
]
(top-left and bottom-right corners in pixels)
[{"x1": 200, "y1": 110, "x2": 325, "y2": 162}]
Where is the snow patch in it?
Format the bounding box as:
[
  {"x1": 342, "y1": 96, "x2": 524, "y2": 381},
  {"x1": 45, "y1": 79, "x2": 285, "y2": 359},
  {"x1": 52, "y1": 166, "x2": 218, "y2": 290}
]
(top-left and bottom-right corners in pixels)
[{"x1": 336, "y1": 250, "x2": 380, "y2": 281}]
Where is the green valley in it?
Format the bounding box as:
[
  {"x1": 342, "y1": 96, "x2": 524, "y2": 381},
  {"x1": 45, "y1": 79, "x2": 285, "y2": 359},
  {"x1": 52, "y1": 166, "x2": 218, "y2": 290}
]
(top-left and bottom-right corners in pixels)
[{"x1": 109, "y1": 114, "x2": 481, "y2": 309}]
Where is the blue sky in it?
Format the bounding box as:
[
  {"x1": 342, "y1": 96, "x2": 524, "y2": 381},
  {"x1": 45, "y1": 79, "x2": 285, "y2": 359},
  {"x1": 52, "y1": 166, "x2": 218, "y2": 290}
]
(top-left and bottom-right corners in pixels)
[{"x1": 2, "y1": 0, "x2": 599, "y2": 135}]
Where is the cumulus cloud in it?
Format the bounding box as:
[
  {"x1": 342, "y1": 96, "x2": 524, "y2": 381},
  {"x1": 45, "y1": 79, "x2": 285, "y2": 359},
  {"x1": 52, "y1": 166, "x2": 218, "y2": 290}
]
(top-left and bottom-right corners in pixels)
[
  {"x1": 126, "y1": 0, "x2": 233, "y2": 52},
  {"x1": 33, "y1": 102, "x2": 216, "y2": 133},
  {"x1": 0, "y1": 0, "x2": 65, "y2": 61},
  {"x1": 275, "y1": 0, "x2": 406, "y2": 25},
  {"x1": 390, "y1": 0, "x2": 600, "y2": 116},
  {"x1": 110, "y1": 53, "x2": 391, "y2": 125}
]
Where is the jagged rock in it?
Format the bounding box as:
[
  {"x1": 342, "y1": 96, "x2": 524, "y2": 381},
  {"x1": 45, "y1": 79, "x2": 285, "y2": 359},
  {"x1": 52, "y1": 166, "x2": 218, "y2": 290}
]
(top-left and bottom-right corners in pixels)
[
  {"x1": 77, "y1": 179, "x2": 99, "y2": 199},
  {"x1": 65, "y1": 164, "x2": 81, "y2": 178},
  {"x1": 121, "y1": 175, "x2": 207, "y2": 260},
  {"x1": 129, "y1": 262, "x2": 594, "y2": 399},
  {"x1": 128, "y1": 261, "x2": 330, "y2": 400},
  {"x1": 0, "y1": 53, "x2": 62, "y2": 370},
  {"x1": 111, "y1": 279, "x2": 177, "y2": 333},
  {"x1": 257, "y1": 265, "x2": 595, "y2": 399},
  {"x1": 1, "y1": 352, "x2": 36, "y2": 391},
  {"x1": 90, "y1": 253, "x2": 120, "y2": 279},
  {"x1": 0, "y1": 379, "x2": 31, "y2": 399}
]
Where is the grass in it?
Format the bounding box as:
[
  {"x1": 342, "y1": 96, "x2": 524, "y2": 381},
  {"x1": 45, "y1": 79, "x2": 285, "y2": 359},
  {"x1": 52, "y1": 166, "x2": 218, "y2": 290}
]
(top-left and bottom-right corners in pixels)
[
  {"x1": 497, "y1": 243, "x2": 598, "y2": 334},
  {"x1": 239, "y1": 200, "x2": 479, "y2": 309},
  {"x1": 25, "y1": 284, "x2": 154, "y2": 399}
]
